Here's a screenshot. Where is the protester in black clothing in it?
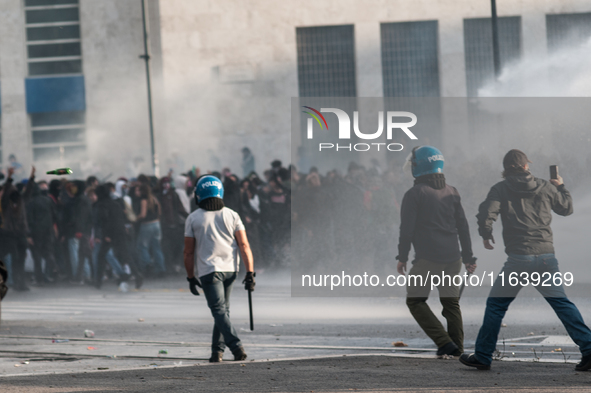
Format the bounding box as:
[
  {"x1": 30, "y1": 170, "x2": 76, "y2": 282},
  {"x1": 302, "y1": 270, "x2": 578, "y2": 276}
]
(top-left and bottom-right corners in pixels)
[
  {"x1": 266, "y1": 175, "x2": 290, "y2": 266},
  {"x1": 47, "y1": 179, "x2": 68, "y2": 279},
  {"x1": 397, "y1": 146, "x2": 476, "y2": 357},
  {"x1": 223, "y1": 174, "x2": 241, "y2": 213},
  {"x1": 0, "y1": 166, "x2": 34, "y2": 291},
  {"x1": 155, "y1": 177, "x2": 187, "y2": 273},
  {"x1": 239, "y1": 179, "x2": 264, "y2": 268},
  {"x1": 26, "y1": 175, "x2": 58, "y2": 284},
  {"x1": 93, "y1": 185, "x2": 143, "y2": 289},
  {"x1": 63, "y1": 180, "x2": 93, "y2": 283}
]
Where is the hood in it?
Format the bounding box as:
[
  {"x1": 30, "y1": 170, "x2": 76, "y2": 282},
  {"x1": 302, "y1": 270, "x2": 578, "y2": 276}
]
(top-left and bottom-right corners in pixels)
[
  {"x1": 114, "y1": 180, "x2": 127, "y2": 198},
  {"x1": 505, "y1": 172, "x2": 542, "y2": 196},
  {"x1": 30, "y1": 182, "x2": 42, "y2": 197},
  {"x1": 72, "y1": 180, "x2": 86, "y2": 198},
  {"x1": 175, "y1": 175, "x2": 188, "y2": 191}
]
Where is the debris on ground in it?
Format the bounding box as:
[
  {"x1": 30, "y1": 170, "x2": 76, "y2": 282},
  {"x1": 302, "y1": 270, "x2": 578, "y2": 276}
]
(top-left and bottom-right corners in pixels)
[
  {"x1": 84, "y1": 330, "x2": 95, "y2": 338},
  {"x1": 392, "y1": 341, "x2": 408, "y2": 347}
]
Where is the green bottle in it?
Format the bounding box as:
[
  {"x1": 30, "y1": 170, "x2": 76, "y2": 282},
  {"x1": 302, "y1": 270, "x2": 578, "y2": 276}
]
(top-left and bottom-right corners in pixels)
[{"x1": 46, "y1": 168, "x2": 73, "y2": 176}]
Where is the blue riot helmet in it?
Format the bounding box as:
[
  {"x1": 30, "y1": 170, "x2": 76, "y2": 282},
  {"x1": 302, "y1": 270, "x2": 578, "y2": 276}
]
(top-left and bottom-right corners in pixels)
[
  {"x1": 410, "y1": 146, "x2": 445, "y2": 178},
  {"x1": 194, "y1": 175, "x2": 224, "y2": 204}
]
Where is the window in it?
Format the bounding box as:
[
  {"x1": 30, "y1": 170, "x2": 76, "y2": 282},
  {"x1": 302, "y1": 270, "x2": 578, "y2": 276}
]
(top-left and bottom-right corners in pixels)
[
  {"x1": 381, "y1": 21, "x2": 440, "y2": 97},
  {"x1": 296, "y1": 25, "x2": 357, "y2": 97},
  {"x1": 25, "y1": 0, "x2": 82, "y2": 77},
  {"x1": 546, "y1": 12, "x2": 591, "y2": 53},
  {"x1": 30, "y1": 112, "x2": 86, "y2": 162},
  {"x1": 25, "y1": 0, "x2": 86, "y2": 163},
  {"x1": 463, "y1": 17, "x2": 521, "y2": 97}
]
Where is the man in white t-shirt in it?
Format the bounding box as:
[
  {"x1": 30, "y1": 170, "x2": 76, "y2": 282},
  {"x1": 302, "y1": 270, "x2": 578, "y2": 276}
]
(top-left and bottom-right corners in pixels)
[{"x1": 184, "y1": 175, "x2": 255, "y2": 363}]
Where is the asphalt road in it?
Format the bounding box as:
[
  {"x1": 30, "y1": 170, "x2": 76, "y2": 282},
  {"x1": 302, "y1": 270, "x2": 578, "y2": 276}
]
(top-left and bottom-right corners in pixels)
[
  {"x1": 0, "y1": 271, "x2": 589, "y2": 391},
  {"x1": 1, "y1": 355, "x2": 589, "y2": 393}
]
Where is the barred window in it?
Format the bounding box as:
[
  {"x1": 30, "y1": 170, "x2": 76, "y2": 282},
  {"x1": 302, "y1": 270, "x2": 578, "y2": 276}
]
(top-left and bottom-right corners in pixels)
[
  {"x1": 381, "y1": 21, "x2": 440, "y2": 97},
  {"x1": 463, "y1": 17, "x2": 521, "y2": 97},
  {"x1": 296, "y1": 25, "x2": 357, "y2": 97},
  {"x1": 546, "y1": 12, "x2": 591, "y2": 53},
  {"x1": 25, "y1": 0, "x2": 82, "y2": 77},
  {"x1": 25, "y1": 0, "x2": 86, "y2": 163}
]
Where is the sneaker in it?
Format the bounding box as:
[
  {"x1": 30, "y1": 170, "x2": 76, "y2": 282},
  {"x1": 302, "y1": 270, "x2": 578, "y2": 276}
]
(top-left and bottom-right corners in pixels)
[
  {"x1": 119, "y1": 281, "x2": 129, "y2": 293},
  {"x1": 437, "y1": 341, "x2": 461, "y2": 357},
  {"x1": 576, "y1": 354, "x2": 591, "y2": 371},
  {"x1": 459, "y1": 353, "x2": 491, "y2": 370},
  {"x1": 232, "y1": 346, "x2": 247, "y2": 361},
  {"x1": 209, "y1": 352, "x2": 223, "y2": 363}
]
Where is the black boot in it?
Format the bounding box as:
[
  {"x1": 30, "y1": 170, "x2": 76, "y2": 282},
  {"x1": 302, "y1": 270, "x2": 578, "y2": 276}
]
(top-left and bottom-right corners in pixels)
[
  {"x1": 459, "y1": 353, "x2": 490, "y2": 370},
  {"x1": 437, "y1": 341, "x2": 461, "y2": 357},
  {"x1": 209, "y1": 352, "x2": 223, "y2": 363},
  {"x1": 232, "y1": 346, "x2": 247, "y2": 361},
  {"x1": 576, "y1": 354, "x2": 591, "y2": 371}
]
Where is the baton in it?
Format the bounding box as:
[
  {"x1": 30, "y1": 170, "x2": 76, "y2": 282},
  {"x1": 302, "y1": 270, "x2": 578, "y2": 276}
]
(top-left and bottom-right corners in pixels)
[{"x1": 248, "y1": 289, "x2": 254, "y2": 331}]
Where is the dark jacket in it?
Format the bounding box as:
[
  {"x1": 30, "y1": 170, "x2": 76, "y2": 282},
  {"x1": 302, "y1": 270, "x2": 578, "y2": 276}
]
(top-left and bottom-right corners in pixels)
[
  {"x1": 398, "y1": 176, "x2": 473, "y2": 264},
  {"x1": 63, "y1": 182, "x2": 93, "y2": 238},
  {"x1": 476, "y1": 173, "x2": 572, "y2": 256},
  {"x1": 156, "y1": 189, "x2": 187, "y2": 228},
  {"x1": 26, "y1": 184, "x2": 57, "y2": 239},
  {"x1": 1, "y1": 175, "x2": 33, "y2": 237},
  {"x1": 93, "y1": 197, "x2": 128, "y2": 240}
]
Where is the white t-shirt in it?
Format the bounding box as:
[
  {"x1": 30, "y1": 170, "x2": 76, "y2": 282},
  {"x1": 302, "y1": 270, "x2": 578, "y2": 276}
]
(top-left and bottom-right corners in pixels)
[{"x1": 184, "y1": 207, "x2": 245, "y2": 278}]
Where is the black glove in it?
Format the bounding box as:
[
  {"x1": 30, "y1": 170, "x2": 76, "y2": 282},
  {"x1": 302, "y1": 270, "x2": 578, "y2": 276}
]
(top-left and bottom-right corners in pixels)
[
  {"x1": 243, "y1": 271, "x2": 256, "y2": 291},
  {"x1": 187, "y1": 276, "x2": 201, "y2": 296}
]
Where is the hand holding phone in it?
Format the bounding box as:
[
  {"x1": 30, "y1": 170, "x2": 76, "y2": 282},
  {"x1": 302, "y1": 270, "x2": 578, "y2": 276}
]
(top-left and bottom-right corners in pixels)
[
  {"x1": 549, "y1": 165, "x2": 563, "y2": 187},
  {"x1": 550, "y1": 165, "x2": 559, "y2": 180}
]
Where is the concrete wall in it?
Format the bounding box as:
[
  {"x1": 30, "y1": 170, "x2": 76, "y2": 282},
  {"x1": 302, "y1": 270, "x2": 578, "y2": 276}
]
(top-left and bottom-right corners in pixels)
[
  {"x1": 2, "y1": 0, "x2": 591, "y2": 177},
  {"x1": 155, "y1": 0, "x2": 591, "y2": 176},
  {"x1": 0, "y1": 0, "x2": 29, "y2": 173},
  {"x1": 79, "y1": 0, "x2": 163, "y2": 178}
]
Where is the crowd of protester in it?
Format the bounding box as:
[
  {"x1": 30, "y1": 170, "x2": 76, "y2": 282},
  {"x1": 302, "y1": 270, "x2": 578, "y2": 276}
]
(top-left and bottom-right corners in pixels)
[{"x1": 0, "y1": 150, "x2": 409, "y2": 291}]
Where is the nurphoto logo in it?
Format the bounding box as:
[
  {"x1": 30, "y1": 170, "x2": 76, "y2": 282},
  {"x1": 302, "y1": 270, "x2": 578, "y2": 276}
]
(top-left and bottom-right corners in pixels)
[{"x1": 302, "y1": 106, "x2": 418, "y2": 152}]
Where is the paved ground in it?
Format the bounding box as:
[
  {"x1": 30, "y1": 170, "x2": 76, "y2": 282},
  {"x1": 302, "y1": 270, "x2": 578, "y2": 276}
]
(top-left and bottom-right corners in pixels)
[
  {"x1": 0, "y1": 271, "x2": 589, "y2": 391},
  {"x1": 1, "y1": 355, "x2": 589, "y2": 392}
]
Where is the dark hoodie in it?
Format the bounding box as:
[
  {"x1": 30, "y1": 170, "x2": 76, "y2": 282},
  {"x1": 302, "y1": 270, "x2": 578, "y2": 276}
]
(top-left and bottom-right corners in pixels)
[
  {"x1": 26, "y1": 181, "x2": 57, "y2": 239},
  {"x1": 93, "y1": 185, "x2": 127, "y2": 240},
  {"x1": 476, "y1": 172, "x2": 573, "y2": 256},
  {"x1": 398, "y1": 174, "x2": 473, "y2": 264},
  {"x1": 63, "y1": 181, "x2": 93, "y2": 238},
  {"x1": 1, "y1": 174, "x2": 34, "y2": 236}
]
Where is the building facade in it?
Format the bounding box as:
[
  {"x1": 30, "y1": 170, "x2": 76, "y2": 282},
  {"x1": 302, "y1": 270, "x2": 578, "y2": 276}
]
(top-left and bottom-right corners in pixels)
[{"x1": 1, "y1": 0, "x2": 590, "y2": 177}]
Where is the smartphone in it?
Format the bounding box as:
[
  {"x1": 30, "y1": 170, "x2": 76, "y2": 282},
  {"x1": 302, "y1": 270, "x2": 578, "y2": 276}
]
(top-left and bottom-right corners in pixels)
[{"x1": 550, "y1": 165, "x2": 559, "y2": 180}]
